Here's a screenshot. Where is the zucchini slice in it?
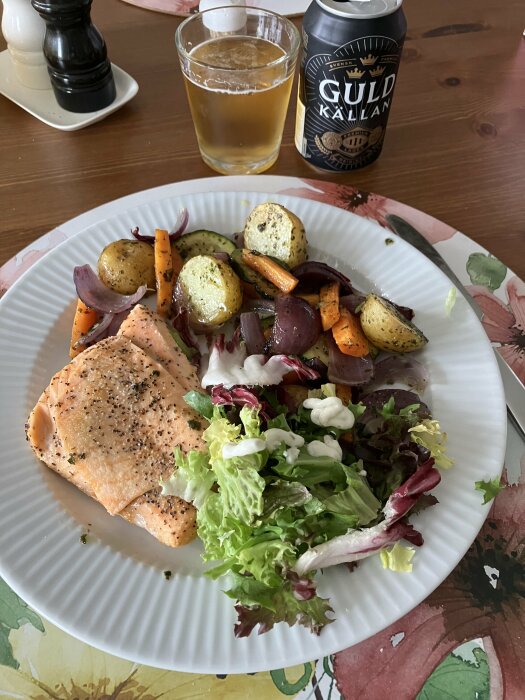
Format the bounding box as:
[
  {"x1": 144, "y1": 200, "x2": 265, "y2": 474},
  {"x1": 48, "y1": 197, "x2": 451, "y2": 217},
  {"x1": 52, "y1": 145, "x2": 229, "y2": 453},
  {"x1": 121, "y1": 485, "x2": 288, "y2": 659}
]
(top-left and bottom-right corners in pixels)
[
  {"x1": 230, "y1": 248, "x2": 280, "y2": 299},
  {"x1": 173, "y1": 230, "x2": 236, "y2": 261}
]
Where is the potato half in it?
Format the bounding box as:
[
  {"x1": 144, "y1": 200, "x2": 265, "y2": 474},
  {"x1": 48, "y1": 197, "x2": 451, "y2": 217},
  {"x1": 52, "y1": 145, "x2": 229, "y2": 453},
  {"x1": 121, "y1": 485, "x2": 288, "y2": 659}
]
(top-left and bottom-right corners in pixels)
[
  {"x1": 98, "y1": 240, "x2": 155, "y2": 295},
  {"x1": 243, "y1": 202, "x2": 308, "y2": 269},
  {"x1": 177, "y1": 254, "x2": 242, "y2": 326},
  {"x1": 360, "y1": 294, "x2": 428, "y2": 353}
]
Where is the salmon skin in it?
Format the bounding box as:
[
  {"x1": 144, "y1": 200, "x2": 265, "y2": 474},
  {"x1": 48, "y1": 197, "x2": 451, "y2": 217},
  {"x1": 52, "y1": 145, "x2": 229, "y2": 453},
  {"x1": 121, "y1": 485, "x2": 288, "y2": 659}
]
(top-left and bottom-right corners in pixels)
[{"x1": 26, "y1": 305, "x2": 205, "y2": 548}]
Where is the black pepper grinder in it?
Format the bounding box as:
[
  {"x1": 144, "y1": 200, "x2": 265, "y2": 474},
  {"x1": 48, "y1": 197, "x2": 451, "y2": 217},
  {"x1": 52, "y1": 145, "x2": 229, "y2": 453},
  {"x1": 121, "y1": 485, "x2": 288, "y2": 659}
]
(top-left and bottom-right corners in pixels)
[{"x1": 31, "y1": 0, "x2": 116, "y2": 113}]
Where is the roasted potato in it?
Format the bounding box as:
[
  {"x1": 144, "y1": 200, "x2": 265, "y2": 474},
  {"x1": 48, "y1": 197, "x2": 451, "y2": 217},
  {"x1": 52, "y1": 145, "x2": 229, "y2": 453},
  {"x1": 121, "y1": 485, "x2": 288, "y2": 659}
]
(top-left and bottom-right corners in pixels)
[
  {"x1": 98, "y1": 240, "x2": 155, "y2": 295},
  {"x1": 243, "y1": 202, "x2": 308, "y2": 269},
  {"x1": 359, "y1": 294, "x2": 428, "y2": 353},
  {"x1": 176, "y1": 254, "x2": 242, "y2": 326}
]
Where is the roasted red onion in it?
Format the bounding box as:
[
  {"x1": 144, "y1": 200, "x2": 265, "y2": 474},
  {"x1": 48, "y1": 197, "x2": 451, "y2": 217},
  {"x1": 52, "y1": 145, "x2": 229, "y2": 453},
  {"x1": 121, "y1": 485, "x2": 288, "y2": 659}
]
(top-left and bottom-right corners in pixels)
[
  {"x1": 74, "y1": 307, "x2": 131, "y2": 351},
  {"x1": 243, "y1": 298, "x2": 276, "y2": 315},
  {"x1": 292, "y1": 261, "x2": 353, "y2": 295},
  {"x1": 172, "y1": 309, "x2": 200, "y2": 353},
  {"x1": 339, "y1": 293, "x2": 367, "y2": 314},
  {"x1": 74, "y1": 265, "x2": 147, "y2": 314},
  {"x1": 327, "y1": 334, "x2": 374, "y2": 386},
  {"x1": 340, "y1": 291, "x2": 414, "y2": 321},
  {"x1": 131, "y1": 208, "x2": 189, "y2": 243},
  {"x1": 366, "y1": 356, "x2": 430, "y2": 394},
  {"x1": 240, "y1": 312, "x2": 266, "y2": 355},
  {"x1": 268, "y1": 295, "x2": 322, "y2": 355},
  {"x1": 74, "y1": 313, "x2": 113, "y2": 349},
  {"x1": 233, "y1": 232, "x2": 245, "y2": 248}
]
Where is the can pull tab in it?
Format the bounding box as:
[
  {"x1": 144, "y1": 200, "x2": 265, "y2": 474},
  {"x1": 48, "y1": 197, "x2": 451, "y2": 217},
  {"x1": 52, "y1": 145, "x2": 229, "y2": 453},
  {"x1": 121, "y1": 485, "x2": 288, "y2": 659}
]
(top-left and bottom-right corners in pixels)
[{"x1": 199, "y1": 1, "x2": 247, "y2": 33}]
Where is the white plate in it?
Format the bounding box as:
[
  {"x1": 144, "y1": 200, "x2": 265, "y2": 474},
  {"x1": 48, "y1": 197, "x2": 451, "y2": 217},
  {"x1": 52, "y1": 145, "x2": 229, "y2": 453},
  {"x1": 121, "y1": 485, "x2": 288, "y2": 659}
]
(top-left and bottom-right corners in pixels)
[
  {"x1": 0, "y1": 53, "x2": 138, "y2": 131},
  {"x1": 0, "y1": 186, "x2": 506, "y2": 673}
]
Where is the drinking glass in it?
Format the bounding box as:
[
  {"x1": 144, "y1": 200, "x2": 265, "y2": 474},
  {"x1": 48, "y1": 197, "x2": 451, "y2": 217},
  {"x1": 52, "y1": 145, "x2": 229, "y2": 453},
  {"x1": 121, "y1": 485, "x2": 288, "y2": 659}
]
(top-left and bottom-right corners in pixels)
[{"x1": 175, "y1": 6, "x2": 300, "y2": 175}]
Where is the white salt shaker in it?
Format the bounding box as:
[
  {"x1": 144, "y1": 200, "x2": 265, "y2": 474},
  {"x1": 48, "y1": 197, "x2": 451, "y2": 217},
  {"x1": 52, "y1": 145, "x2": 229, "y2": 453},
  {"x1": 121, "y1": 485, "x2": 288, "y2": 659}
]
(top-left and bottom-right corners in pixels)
[
  {"x1": 199, "y1": 0, "x2": 247, "y2": 33},
  {"x1": 1, "y1": 0, "x2": 50, "y2": 89}
]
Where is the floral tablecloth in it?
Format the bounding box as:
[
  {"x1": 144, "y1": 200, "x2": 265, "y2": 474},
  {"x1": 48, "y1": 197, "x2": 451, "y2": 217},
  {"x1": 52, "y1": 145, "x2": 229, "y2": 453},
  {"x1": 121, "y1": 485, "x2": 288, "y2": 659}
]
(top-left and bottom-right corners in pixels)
[{"x1": 0, "y1": 176, "x2": 523, "y2": 699}]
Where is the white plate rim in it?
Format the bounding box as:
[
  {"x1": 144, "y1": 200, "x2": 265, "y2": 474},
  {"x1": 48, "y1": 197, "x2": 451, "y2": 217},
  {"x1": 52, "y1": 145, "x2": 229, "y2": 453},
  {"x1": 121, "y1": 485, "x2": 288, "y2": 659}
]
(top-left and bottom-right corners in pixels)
[{"x1": 0, "y1": 184, "x2": 507, "y2": 673}]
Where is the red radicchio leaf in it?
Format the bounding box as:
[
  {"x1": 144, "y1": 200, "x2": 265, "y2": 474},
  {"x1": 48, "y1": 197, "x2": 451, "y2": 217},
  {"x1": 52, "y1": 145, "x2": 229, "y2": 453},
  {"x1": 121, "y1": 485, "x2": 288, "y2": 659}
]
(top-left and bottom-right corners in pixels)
[
  {"x1": 294, "y1": 460, "x2": 440, "y2": 575},
  {"x1": 294, "y1": 519, "x2": 424, "y2": 575},
  {"x1": 74, "y1": 265, "x2": 147, "y2": 314},
  {"x1": 287, "y1": 571, "x2": 317, "y2": 601},
  {"x1": 280, "y1": 356, "x2": 321, "y2": 382},
  {"x1": 383, "y1": 458, "x2": 441, "y2": 525},
  {"x1": 211, "y1": 385, "x2": 261, "y2": 410}
]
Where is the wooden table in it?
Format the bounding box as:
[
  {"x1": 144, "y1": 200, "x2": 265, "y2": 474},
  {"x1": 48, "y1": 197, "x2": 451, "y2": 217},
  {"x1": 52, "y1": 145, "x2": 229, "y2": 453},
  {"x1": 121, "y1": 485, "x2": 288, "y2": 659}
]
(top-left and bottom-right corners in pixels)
[{"x1": 0, "y1": 0, "x2": 524, "y2": 279}]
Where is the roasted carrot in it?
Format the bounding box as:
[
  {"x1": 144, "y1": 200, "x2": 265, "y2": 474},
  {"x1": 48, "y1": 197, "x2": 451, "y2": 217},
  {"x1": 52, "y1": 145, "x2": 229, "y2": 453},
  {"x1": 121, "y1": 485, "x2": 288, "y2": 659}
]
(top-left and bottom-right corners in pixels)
[
  {"x1": 332, "y1": 307, "x2": 370, "y2": 357},
  {"x1": 69, "y1": 298, "x2": 99, "y2": 359},
  {"x1": 155, "y1": 228, "x2": 174, "y2": 317},
  {"x1": 296, "y1": 292, "x2": 320, "y2": 308},
  {"x1": 335, "y1": 382, "x2": 353, "y2": 406},
  {"x1": 319, "y1": 281, "x2": 340, "y2": 331},
  {"x1": 242, "y1": 249, "x2": 299, "y2": 294}
]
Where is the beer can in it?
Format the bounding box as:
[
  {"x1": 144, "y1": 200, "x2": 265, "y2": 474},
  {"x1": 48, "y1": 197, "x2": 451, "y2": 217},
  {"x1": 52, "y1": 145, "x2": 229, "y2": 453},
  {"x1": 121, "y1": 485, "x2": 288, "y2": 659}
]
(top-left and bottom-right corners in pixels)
[{"x1": 295, "y1": 0, "x2": 407, "y2": 171}]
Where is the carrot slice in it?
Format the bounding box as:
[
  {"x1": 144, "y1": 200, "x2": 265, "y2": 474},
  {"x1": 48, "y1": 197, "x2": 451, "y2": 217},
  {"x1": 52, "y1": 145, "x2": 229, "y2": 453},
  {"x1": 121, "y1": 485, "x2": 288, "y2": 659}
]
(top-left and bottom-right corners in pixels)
[
  {"x1": 296, "y1": 292, "x2": 320, "y2": 308},
  {"x1": 69, "y1": 298, "x2": 99, "y2": 358},
  {"x1": 332, "y1": 307, "x2": 370, "y2": 357},
  {"x1": 319, "y1": 281, "x2": 340, "y2": 331},
  {"x1": 242, "y1": 249, "x2": 299, "y2": 294},
  {"x1": 155, "y1": 228, "x2": 174, "y2": 317},
  {"x1": 335, "y1": 382, "x2": 353, "y2": 406}
]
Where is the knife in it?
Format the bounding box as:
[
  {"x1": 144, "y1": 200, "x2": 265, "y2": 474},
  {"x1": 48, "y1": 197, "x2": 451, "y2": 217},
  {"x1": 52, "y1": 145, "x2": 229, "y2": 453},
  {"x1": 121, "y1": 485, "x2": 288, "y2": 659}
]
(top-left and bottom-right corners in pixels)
[{"x1": 386, "y1": 214, "x2": 525, "y2": 441}]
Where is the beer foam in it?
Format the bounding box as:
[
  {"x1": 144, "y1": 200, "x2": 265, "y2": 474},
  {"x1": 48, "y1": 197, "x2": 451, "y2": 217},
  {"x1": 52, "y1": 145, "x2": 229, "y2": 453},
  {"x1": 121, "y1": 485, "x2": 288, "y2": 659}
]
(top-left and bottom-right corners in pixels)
[{"x1": 199, "y1": 1, "x2": 247, "y2": 33}]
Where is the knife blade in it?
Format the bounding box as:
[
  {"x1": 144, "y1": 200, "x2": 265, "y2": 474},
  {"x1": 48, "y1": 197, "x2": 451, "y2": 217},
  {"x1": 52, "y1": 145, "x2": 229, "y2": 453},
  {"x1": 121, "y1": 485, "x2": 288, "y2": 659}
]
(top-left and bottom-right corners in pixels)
[{"x1": 386, "y1": 214, "x2": 525, "y2": 441}]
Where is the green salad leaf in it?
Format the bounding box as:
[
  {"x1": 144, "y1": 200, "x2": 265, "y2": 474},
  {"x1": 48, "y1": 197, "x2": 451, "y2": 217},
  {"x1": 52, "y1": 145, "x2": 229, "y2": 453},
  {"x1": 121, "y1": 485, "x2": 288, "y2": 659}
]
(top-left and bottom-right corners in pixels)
[
  {"x1": 162, "y1": 388, "x2": 446, "y2": 637},
  {"x1": 475, "y1": 476, "x2": 504, "y2": 504}
]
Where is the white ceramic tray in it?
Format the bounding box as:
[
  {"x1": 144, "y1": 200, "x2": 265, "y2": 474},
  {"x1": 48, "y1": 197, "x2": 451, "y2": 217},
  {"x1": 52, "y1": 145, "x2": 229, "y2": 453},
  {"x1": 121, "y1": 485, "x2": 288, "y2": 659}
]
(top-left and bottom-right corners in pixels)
[{"x1": 0, "y1": 51, "x2": 138, "y2": 131}]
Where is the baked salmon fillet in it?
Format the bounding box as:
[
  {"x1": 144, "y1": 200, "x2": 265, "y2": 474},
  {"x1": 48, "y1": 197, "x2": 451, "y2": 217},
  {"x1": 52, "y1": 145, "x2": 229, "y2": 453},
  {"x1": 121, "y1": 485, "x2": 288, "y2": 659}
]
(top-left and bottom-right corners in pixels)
[{"x1": 26, "y1": 306, "x2": 205, "y2": 548}]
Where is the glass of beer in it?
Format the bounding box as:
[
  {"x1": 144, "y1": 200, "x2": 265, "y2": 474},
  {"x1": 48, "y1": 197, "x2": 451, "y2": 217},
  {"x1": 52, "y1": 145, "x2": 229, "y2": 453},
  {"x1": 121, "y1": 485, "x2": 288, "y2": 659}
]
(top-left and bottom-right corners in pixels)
[{"x1": 175, "y1": 6, "x2": 300, "y2": 175}]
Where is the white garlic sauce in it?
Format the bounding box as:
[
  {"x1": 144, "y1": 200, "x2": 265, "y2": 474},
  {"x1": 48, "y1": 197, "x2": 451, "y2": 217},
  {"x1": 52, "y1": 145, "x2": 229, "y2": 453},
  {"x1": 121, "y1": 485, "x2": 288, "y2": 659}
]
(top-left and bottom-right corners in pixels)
[
  {"x1": 222, "y1": 438, "x2": 266, "y2": 459},
  {"x1": 306, "y1": 435, "x2": 343, "y2": 461},
  {"x1": 302, "y1": 396, "x2": 355, "y2": 430}
]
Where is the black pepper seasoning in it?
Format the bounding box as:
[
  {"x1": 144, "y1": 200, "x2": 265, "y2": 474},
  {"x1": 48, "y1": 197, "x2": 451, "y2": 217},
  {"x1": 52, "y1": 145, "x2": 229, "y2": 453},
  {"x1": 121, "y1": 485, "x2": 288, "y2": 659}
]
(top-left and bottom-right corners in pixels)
[{"x1": 31, "y1": 0, "x2": 116, "y2": 113}]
